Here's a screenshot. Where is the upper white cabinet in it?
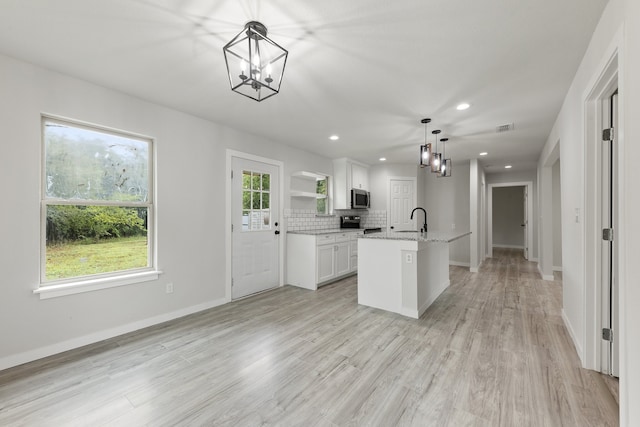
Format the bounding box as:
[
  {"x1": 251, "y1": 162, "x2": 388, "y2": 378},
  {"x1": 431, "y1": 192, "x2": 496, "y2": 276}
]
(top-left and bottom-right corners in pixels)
[
  {"x1": 333, "y1": 158, "x2": 369, "y2": 209},
  {"x1": 351, "y1": 163, "x2": 369, "y2": 190}
]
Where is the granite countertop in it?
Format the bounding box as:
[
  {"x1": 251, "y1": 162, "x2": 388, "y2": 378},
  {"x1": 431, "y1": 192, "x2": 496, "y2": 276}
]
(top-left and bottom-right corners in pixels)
[
  {"x1": 360, "y1": 230, "x2": 471, "y2": 243},
  {"x1": 287, "y1": 228, "x2": 366, "y2": 235}
]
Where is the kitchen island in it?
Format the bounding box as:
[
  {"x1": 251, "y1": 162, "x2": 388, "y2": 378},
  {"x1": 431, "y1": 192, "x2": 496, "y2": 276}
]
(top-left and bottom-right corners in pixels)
[{"x1": 357, "y1": 230, "x2": 471, "y2": 318}]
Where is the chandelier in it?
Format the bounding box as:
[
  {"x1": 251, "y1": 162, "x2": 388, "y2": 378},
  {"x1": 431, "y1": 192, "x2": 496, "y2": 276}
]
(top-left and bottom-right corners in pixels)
[{"x1": 223, "y1": 21, "x2": 288, "y2": 102}]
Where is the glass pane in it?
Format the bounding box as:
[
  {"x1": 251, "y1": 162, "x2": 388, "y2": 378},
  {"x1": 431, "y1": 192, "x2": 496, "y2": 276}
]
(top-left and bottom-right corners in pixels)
[
  {"x1": 317, "y1": 198, "x2": 326, "y2": 214},
  {"x1": 262, "y1": 192, "x2": 270, "y2": 209},
  {"x1": 45, "y1": 205, "x2": 148, "y2": 280},
  {"x1": 44, "y1": 120, "x2": 149, "y2": 202},
  {"x1": 242, "y1": 191, "x2": 251, "y2": 210},
  {"x1": 250, "y1": 211, "x2": 261, "y2": 230},
  {"x1": 261, "y1": 211, "x2": 271, "y2": 229},
  {"x1": 252, "y1": 192, "x2": 261, "y2": 209},
  {"x1": 262, "y1": 174, "x2": 270, "y2": 191},
  {"x1": 242, "y1": 210, "x2": 250, "y2": 231},
  {"x1": 252, "y1": 173, "x2": 261, "y2": 190},
  {"x1": 316, "y1": 178, "x2": 327, "y2": 195},
  {"x1": 242, "y1": 171, "x2": 251, "y2": 189}
]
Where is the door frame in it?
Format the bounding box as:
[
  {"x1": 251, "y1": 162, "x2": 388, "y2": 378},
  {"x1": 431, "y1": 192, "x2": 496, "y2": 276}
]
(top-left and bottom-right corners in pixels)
[
  {"x1": 225, "y1": 150, "x2": 284, "y2": 302},
  {"x1": 583, "y1": 48, "x2": 622, "y2": 374},
  {"x1": 386, "y1": 176, "x2": 417, "y2": 231},
  {"x1": 487, "y1": 181, "x2": 533, "y2": 259}
]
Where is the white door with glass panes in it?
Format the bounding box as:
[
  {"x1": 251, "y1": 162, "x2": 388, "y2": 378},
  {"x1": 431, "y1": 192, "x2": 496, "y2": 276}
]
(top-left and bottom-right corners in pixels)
[{"x1": 231, "y1": 157, "x2": 280, "y2": 299}]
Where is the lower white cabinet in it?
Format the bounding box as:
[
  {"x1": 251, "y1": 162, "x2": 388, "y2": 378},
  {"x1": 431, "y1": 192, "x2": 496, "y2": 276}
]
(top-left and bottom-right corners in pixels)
[{"x1": 287, "y1": 231, "x2": 360, "y2": 290}]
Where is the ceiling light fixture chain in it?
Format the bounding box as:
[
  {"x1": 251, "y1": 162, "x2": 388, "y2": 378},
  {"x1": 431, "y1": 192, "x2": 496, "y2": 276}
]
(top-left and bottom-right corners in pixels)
[{"x1": 223, "y1": 21, "x2": 288, "y2": 102}]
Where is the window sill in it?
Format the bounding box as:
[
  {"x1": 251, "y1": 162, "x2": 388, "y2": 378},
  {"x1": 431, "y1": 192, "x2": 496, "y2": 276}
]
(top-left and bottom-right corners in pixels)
[
  {"x1": 315, "y1": 214, "x2": 336, "y2": 218},
  {"x1": 34, "y1": 270, "x2": 162, "y2": 300}
]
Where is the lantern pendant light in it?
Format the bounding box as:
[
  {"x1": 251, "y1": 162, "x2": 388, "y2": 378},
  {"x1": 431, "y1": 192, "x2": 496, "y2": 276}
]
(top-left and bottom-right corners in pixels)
[
  {"x1": 431, "y1": 130, "x2": 442, "y2": 173},
  {"x1": 223, "y1": 21, "x2": 288, "y2": 102},
  {"x1": 419, "y1": 118, "x2": 432, "y2": 167},
  {"x1": 438, "y1": 138, "x2": 452, "y2": 177}
]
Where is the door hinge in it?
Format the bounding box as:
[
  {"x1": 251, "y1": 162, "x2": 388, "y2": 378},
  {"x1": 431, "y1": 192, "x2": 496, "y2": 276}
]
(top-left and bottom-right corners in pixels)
[
  {"x1": 231, "y1": 170, "x2": 234, "y2": 179},
  {"x1": 602, "y1": 228, "x2": 614, "y2": 241},
  {"x1": 231, "y1": 278, "x2": 234, "y2": 287},
  {"x1": 602, "y1": 128, "x2": 615, "y2": 142},
  {"x1": 231, "y1": 224, "x2": 234, "y2": 232},
  {"x1": 602, "y1": 328, "x2": 613, "y2": 342}
]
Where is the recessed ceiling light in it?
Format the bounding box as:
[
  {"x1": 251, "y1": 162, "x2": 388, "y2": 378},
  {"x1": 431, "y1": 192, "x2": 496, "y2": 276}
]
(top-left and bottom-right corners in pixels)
[
  {"x1": 505, "y1": 165, "x2": 512, "y2": 169},
  {"x1": 329, "y1": 135, "x2": 339, "y2": 141},
  {"x1": 379, "y1": 157, "x2": 386, "y2": 162},
  {"x1": 456, "y1": 103, "x2": 470, "y2": 111},
  {"x1": 479, "y1": 152, "x2": 488, "y2": 156}
]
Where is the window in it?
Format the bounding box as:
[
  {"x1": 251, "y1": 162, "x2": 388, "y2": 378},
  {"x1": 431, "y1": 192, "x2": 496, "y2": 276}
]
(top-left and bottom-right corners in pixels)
[
  {"x1": 41, "y1": 116, "x2": 154, "y2": 285},
  {"x1": 242, "y1": 170, "x2": 271, "y2": 231},
  {"x1": 316, "y1": 176, "x2": 329, "y2": 215}
]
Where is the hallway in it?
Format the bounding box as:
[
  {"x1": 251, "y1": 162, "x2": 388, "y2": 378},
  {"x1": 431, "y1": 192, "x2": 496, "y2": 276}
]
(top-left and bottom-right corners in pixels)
[{"x1": 0, "y1": 249, "x2": 618, "y2": 426}]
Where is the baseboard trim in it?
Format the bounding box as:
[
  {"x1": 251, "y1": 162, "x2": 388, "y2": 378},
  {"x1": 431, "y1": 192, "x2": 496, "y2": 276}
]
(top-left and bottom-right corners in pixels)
[
  {"x1": 492, "y1": 244, "x2": 525, "y2": 249},
  {"x1": 553, "y1": 266, "x2": 563, "y2": 272},
  {"x1": 561, "y1": 308, "x2": 584, "y2": 365},
  {"x1": 449, "y1": 261, "x2": 470, "y2": 267},
  {"x1": 537, "y1": 264, "x2": 554, "y2": 281},
  {"x1": 0, "y1": 297, "x2": 228, "y2": 371}
]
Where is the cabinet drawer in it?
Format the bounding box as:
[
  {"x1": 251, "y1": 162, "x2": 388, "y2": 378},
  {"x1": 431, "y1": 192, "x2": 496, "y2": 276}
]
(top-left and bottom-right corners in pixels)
[
  {"x1": 316, "y1": 234, "x2": 336, "y2": 245},
  {"x1": 350, "y1": 231, "x2": 364, "y2": 240},
  {"x1": 335, "y1": 232, "x2": 351, "y2": 243}
]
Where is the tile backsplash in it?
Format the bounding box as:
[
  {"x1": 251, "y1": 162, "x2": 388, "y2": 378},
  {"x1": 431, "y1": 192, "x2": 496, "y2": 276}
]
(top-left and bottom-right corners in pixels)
[{"x1": 284, "y1": 209, "x2": 387, "y2": 232}]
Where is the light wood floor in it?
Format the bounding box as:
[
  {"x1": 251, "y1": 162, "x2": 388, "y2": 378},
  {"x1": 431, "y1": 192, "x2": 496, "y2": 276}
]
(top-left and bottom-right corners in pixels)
[{"x1": 0, "y1": 249, "x2": 619, "y2": 426}]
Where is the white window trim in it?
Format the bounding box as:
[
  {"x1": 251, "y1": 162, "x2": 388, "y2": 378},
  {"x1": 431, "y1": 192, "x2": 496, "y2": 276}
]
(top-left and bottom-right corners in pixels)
[
  {"x1": 33, "y1": 270, "x2": 162, "y2": 299},
  {"x1": 39, "y1": 114, "x2": 158, "y2": 295}
]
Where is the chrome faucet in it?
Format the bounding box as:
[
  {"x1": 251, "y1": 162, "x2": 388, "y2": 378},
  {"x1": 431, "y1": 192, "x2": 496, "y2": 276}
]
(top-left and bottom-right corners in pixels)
[{"x1": 410, "y1": 207, "x2": 428, "y2": 233}]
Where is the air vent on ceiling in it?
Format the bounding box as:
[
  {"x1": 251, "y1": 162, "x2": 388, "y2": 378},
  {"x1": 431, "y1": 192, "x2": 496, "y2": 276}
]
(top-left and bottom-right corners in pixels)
[{"x1": 496, "y1": 123, "x2": 515, "y2": 133}]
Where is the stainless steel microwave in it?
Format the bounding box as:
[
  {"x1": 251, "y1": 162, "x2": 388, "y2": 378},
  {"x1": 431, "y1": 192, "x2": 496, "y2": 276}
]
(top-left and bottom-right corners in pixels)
[{"x1": 351, "y1": 188, "x2": 370, "y2": 209}]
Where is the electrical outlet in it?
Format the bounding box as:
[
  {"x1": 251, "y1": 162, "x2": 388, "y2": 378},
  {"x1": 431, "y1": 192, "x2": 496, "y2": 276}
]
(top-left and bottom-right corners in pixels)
[
  {"x1": 406, "y1": 253, "x2": 413, "y2": 263},
  {"x1": 451, "y1": 223, "x2": 456, "y2": 230},
  {"x1": 166, "y1": 282, "x2": 174, "y2": 294}
]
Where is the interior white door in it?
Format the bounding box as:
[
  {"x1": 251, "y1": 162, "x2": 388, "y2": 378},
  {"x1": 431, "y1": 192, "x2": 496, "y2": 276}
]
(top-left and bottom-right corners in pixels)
[
  {"x1": 523, "y1": 186, "x2": 528, "y2": 260},
  {"x1": 388, "y1": 179, "x2": 415, "y2": 231},
  {"x1": 600, "y1": 91, "x2": 619, "y2": 377},
  {"x1": 231, "y1": 157, "x2": 280, "y2": 299}
]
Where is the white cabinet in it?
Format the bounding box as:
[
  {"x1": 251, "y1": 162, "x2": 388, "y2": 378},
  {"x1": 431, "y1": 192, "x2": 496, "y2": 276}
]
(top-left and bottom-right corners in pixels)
[
  {"x1": 316, "y1": 243, "x2": 336, "y2": 283},
  {"x1": 332, "y1": 158, "x2": 370, "y2": 209},
  {"x1": 351, "y1": 163, "x2": 369, "y2": 190},
  {"x1": 334, "y1": 241, "x2": 351, "y2": 278},
  {"x1": 287, "y1": 231, "x2": 359, "y2": 290}
]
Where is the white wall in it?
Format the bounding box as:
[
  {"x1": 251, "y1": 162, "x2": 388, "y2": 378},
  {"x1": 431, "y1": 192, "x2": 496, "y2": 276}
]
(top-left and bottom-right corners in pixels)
[
  {"x1": 552, "y1": 161, "x2": 563, "y2": 269},
  {"x1": 469, "y1": 160, "x2": 485, "y2": 271},
  {"x1": 538, "y1": 0, "x2": 640, "y2": 423},
  {"x1": 0, "y1": 53, "x2": 333, "y2": 369},
  {"x1": 492, "y1": 186, "x2": 525, "y2": 248},
  {"x1": 423, "y1": 161, "x2": 471, "y2": 265},
  {"x1": 486, "y1": 170, "x2": 539, "y2": 260}
]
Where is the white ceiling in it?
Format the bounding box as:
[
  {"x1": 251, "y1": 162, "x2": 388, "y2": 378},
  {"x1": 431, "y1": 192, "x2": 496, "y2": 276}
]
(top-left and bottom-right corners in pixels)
[{"x1": 0, "y1": 0, "x2": 607, "y2": 172}]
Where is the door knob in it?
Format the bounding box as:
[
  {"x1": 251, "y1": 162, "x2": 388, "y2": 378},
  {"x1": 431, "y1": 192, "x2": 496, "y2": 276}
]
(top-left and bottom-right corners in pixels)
[{"x1": 274, "y1": 230, "x2": 280, "y2": 235}]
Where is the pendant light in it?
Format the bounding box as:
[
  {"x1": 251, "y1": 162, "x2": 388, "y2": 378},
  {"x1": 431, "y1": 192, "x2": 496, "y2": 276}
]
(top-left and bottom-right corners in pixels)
[
  {"x1": 431, "y1": 130, "x2": 442, "y2": 173},
  {"x1": 223, "y1": 21, "x2": 288, "y2": 102},
  {"x1": 419, "y1": 118, "x2": 432, "y2": 167},
  {"x1": 438, "y1": 138, "x2": 452, "y2": 177}
]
